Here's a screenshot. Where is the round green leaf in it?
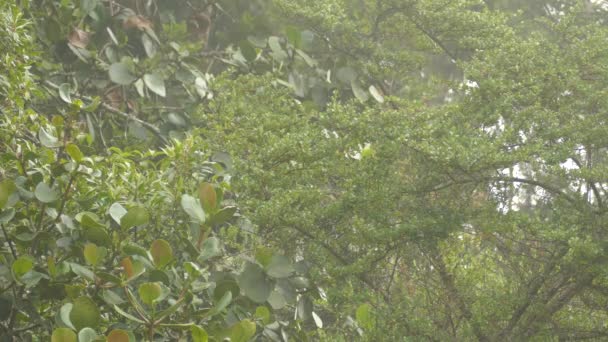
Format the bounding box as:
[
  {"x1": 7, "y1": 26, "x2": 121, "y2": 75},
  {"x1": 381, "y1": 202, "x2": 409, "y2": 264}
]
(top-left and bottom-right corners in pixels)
[
  {"x1": 35, "y1": 182, "x2": 59, "y2": 203},
  {"x1": 83, "y1": 225, "x2": 111, "y2": 247},
  {"x1": 52, "y1": 328, "x2": 77, "y2": 342},
  {"x1": 267, "y1": 290, "x2": 286, "y2": 310},
  {"x1": 191, "y1": 325, "x2": 208, "y2": 342},
  {"x1": 78, "y1": 327, "x2": 98, "y2": 342},
  {"x1": 120, "y1": 206, "x2": 149, "y2": 230},
  {"x1": 181, "y1": 194, "x2": 205, "y2": 223},
  {"x1": 213, "y1": 279, "x2": 239, "y2": 302},
  {"x1": 265, "y1": 255, "x2": 294, "y2": 278},
  {"x1": 229, "y1": 319, "x2": 256, "y2": 342},
  {"x1": 83, "y1": 243, "x2": 100, "y2": 266},
  {"x1": 143, "y1": 73, "x2": 166, "y2": 97},
  {"x1": 70, "y1": 296, "x2": 100, "y2": 330},
  {"x1": 237, "y1": 262, "x2": 272, "y2": 303},
  {"x1": 150, "y1": 239, "x2": 173, "y2": 268},
  {"x1": 12, "y1": 256, "x2": 34, "y2": 279},
  {"x1": 138, "y1": 282, "x2": 162, "y2": 305},
  {"x1": 255, "y1": 306, "x2": 271, "y2": 325},
  {"x1": 109, "y1": 62, "x2": 137, "y2": 85},
  {"x1": 0, "y1": 179, "x2": 16, "y2": 209}
]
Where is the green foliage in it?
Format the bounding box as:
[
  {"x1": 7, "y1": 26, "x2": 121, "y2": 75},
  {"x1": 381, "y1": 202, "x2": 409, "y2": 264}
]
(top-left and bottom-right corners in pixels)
[{"x1": 3, "y1": 0, "x2": 608, "y2": 340}]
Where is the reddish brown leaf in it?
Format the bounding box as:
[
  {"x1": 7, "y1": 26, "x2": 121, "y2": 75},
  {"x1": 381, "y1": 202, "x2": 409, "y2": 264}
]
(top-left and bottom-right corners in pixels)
[
  {"x1": 68, "y1": 28, "x2": 91, "y2": 49},
  {"x1": 123, "y1": 15, "x2": 153, "y2": 31},
  {"x1": 121, "y1": 257, "x2": 134, "y2": 278}
]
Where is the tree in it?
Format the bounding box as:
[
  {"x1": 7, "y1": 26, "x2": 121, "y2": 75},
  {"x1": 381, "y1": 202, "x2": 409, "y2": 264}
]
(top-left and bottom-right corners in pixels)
[{"x1": 3, "y1": 0, "x2": 608, "y2": 340}]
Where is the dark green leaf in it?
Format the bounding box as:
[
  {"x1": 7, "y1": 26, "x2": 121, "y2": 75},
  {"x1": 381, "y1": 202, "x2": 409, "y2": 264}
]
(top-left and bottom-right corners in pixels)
[
  {"x1": 265, "y1": 255, "x2": 294, "y2": 278},
  {"x1": 238, "y1": 40, "x2": 257, "y2": 62},
  {"x1": 237, "y1": 262, "x2": 272, "y2": 303},
  {"x1": 109, "y1": 62, "x2": 137, "y2": 85}
]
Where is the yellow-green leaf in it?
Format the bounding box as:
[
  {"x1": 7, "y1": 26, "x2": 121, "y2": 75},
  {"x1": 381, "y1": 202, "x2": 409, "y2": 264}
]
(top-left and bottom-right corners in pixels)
[
  {"x1": 51, "y1": 328, "x2": 77, "y2": 342},
  {"x1": 150, "y1": 239, "x2": 173, "y2": 268},
  {"x1": 229, "y1": 319, "x2": 256, "y2": 342},
  {"x1": 120, "y1": 206, "x2": 149, "y2": 230},
  {"x1": 138, "y1": 282, "x2": 162, "y2": 305},
  {"x1": 66, "y1": 143, "x2": 84, "y2": 162},
  {"x1": 191, "y1": 325, "x2": 208, "y2": 342},
  {"x1": 70, "y1": 296, "x2": 100, "y2": 330},
  {"x1": 0, "y1": 179, "x2": 16, "y2": 209},
  {"x1": 12, "y1": 256, "x2": 34, "y2": 279}
]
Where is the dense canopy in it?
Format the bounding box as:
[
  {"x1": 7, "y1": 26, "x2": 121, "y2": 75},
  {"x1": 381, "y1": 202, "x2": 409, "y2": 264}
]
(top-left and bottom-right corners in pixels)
[{"x1": 1, "y1": 0, "x2": 608, "y2": 341}]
